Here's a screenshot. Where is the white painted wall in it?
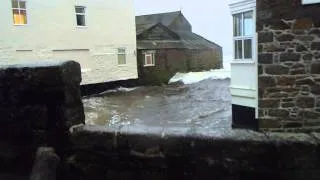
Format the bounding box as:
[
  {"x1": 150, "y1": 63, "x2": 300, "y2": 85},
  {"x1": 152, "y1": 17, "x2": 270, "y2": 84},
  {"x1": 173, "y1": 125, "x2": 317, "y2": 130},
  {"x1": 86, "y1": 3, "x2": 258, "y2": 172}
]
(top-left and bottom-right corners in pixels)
[
  {"x1": 229, "y1": 0, "x2": 258, "y2": 117},
  {"x1": 0, "y1": 0, "x2": 138, "y2": 84}
]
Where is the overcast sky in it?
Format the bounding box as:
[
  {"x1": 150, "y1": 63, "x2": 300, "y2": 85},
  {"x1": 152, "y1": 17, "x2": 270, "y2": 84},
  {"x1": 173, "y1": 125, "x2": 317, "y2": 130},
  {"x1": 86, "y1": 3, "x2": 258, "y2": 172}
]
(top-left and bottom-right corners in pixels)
[{"x1": 134, "y1": 0, "x2": 233, "y2": 60}]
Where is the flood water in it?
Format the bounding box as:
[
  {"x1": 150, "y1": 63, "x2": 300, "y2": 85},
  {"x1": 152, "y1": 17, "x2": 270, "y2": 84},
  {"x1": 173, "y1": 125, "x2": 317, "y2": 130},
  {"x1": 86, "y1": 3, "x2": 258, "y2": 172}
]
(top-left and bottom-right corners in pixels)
[{"x1": 83, "y1": 79, "x2": 232, "y2": 130}]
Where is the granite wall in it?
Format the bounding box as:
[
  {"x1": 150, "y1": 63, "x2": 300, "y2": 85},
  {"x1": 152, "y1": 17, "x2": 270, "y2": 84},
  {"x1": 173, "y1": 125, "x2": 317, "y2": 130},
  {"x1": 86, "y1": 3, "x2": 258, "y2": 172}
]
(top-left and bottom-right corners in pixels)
[
  {"x1": 257, "y1": 0, "x2": 320, "y2": 132},
  {"x1": 0, "y1": 61, "x2": 84, "y2": 176}
]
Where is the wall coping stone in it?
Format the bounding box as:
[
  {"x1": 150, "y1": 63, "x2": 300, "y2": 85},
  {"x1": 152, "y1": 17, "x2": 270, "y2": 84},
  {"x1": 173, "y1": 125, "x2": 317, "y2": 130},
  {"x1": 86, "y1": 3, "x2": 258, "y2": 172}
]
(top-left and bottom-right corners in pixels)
[
  {"x1": 0, "y1": 60, "x2": 81, "y2": 86},
  {"x1": 70, "y1": 124, "x2": 320, "y2": 151}
]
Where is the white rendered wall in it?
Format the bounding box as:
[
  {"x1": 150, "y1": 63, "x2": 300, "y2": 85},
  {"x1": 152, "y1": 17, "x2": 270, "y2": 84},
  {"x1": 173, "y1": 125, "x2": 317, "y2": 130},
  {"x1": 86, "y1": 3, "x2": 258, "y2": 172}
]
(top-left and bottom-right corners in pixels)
[{"x1": 0, "y1": 0, "x2": 138, "y2": 84}]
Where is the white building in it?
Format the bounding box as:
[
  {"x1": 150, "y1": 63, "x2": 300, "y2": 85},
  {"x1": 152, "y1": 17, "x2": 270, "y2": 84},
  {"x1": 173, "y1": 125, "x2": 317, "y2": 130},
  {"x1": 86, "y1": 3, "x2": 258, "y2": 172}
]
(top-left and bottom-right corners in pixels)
[
  {"x1": 0, "y1": 0, "x2": 138, "y2": 84},
  {"x1": 229, "y1": 0, "x2": 258, "y2": 129}
]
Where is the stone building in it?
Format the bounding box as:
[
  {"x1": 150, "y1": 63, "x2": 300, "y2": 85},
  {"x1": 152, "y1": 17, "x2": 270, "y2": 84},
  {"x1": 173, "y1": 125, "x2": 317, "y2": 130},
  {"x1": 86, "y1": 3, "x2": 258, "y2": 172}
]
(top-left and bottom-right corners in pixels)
[
  {"x1": 230, "y1": 0, "x2": 320, "y2": 132},
  {"x1": 135, "y1": 11, "x2": 223, "y2": 84},
  {"x1": 0, "y1": 0, "x2": 138, "y2": 85}
]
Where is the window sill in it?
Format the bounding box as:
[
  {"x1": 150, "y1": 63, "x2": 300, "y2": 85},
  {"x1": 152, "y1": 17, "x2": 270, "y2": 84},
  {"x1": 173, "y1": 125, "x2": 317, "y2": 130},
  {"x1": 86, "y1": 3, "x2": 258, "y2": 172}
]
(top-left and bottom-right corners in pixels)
[
  {"x1": 144, "y1": 65, "x2": 155, "y2": 67},
  {"x1": 14, "y1": 24, "x2": 28, "y2": 26},
  {"x1": 231, "y1": 60, "x2": 255, "y2": 64},
  {"x1": 118, "y1": 64, "x2": 127, "y2": 67},
  {"x1": 76, "y1": 26, "x2": 88, "y2": 29}
]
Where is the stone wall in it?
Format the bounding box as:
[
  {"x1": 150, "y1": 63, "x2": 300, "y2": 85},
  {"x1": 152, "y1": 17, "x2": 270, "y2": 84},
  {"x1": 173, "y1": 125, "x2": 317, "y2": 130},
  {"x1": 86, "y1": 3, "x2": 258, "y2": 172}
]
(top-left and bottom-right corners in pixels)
[
  {"x1": 66, "y1": 125, "x2": 320, "y2": 180},
  {"x1": 0, "y1": 61, "x2": 84, "y2": 176},
  {"x1": 257, "y1": 0, "x2": 320, "y2": 132}
]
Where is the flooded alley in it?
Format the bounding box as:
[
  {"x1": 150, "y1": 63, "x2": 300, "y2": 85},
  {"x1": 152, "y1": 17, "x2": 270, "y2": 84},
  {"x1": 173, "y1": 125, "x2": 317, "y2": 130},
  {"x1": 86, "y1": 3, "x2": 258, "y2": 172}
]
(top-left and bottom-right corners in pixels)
[{"x1": 83, "y1": 79, "x2": 232, "y2": 130}]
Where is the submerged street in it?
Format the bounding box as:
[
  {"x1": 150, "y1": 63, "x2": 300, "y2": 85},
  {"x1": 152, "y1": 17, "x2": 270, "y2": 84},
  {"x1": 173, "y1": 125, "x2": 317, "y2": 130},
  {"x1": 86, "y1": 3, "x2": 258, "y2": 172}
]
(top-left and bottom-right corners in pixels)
[{"x1": 83, "y1": 79, "x2": 232, "y2": 131}]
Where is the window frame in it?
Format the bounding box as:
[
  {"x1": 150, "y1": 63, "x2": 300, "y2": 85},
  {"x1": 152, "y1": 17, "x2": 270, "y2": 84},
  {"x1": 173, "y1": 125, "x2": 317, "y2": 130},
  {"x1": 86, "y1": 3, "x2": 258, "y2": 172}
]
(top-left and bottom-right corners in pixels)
[
  {"x1": 75, "y1": 6, "x2": 86, "y2": 27},
  {"x1": 12, "y1": 0, "x2": 28, "y2": 25},
  {"x1": 232, "y1": 10, "x2": 255, "y2": 62},
  {"x1": 117, "y1": 48, "x2": 127, "y2": 66},
  {"x1": 144, "y1": 51, "x2": 155, "y2": 67}
]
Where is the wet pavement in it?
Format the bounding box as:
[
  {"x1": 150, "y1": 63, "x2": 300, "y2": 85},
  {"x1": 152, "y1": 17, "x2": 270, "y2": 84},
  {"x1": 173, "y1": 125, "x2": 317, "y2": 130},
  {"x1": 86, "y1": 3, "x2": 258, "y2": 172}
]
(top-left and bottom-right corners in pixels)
[{"x1": 83, "y1": 79, "x2": 232, "y2": 131}]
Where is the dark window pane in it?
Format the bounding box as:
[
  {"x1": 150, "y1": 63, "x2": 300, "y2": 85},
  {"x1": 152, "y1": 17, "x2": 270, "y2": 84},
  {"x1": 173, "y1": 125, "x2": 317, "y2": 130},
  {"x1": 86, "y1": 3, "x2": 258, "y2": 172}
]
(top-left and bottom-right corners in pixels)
[
  {"x1": 233, "y1": 14, "x2": 242, "y2": 36},
  {"x1": 19, "y1": 1, "x2": 26, "y2": 9},
  {"x1": 234, "y1": 40, "x2": 242, "y2": 59},
  {"x1": 12, "y1": 0, "x2": 18, "y2": 8},
  {"x1": 118, "y1": 48, "x2": 125, "y2": 54},
  {"x1": 75, "y1": 7, "x2": 85, "y2": 13},
  {"x1": 76, "y1": 15, "x2": 85, "y2": 26},
  {"x1": 244, "y1": 11, "x2": 253, "y2": 36},
  {"x1": 244, "y1": 39, "x2": 252, "y2": 59}
]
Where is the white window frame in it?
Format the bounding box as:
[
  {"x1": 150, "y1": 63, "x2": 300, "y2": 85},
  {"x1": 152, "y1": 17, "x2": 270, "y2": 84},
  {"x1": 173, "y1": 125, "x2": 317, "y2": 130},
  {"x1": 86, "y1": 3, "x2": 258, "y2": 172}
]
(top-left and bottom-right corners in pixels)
[
  {"x1": 117, "y1": 48, "x2": 127, "y2": 65},
  {"x1": 144, "y1": 52, "x2": 155, "y2": 67},
  {"x1": 12, "y1": 0, "x2": 28, "y2": 25},
  {"x1": 230, "y1": 0, "x2": 257, "y2": 64},
  {"x1": 75, "y1": 6, "x2": 86, "y2": 27},
  {"x1": 233, "y1": 10, "x2": 254, "y2": 61}
]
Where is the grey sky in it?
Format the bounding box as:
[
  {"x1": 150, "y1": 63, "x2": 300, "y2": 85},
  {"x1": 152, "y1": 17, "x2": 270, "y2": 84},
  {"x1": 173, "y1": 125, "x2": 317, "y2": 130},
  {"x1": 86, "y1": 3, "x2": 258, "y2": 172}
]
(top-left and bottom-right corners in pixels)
[{"x1": 134, "y1": 0, "x2": 233, "y2": 59}]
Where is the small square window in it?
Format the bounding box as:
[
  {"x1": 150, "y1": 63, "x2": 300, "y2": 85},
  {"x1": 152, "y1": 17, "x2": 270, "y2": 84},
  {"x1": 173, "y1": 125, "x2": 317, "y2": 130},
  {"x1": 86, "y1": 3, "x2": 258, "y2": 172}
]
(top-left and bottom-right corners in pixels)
[
  {"x1": 144, "y1": 52, "x2": 155, "y2": 67},
  {"x1": 75, "y1": 6, "x2": 86, "y2": 26}
]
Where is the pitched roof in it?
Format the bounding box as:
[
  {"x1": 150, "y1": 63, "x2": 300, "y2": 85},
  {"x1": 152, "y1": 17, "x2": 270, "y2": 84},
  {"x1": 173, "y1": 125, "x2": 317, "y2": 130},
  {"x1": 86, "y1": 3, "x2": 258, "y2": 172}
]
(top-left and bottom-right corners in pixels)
[
  {"x1": 137, "y1": 30, "x2": 221, "y2": 50},
  {"x1": 135, "y1": 11, "x2": 222, "y2": 50},
  {"x1": 136, "y1": 11, "x2": 181, "y2": 35}
]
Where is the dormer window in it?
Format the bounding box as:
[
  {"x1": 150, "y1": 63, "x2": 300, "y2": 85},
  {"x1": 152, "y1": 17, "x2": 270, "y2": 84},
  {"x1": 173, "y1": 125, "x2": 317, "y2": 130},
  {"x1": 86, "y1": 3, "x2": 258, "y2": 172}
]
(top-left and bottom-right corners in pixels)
[{"x1": 233, "y1": 11, "x2": 253, "y2": 60}]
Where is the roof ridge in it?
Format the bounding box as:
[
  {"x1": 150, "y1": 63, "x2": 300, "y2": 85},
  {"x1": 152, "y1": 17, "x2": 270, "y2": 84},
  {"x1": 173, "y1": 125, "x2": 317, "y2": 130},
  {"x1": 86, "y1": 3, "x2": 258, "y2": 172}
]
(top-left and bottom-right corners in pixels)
[{"x1": 136, "y1": 10, "x2": 181, "y2": 17}]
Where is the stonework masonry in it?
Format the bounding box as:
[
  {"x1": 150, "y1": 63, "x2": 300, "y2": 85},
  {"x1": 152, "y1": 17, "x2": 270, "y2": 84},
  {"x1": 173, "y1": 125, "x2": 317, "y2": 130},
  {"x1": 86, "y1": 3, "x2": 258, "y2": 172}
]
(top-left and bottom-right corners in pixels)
[{"x1": 257, "y1": 0, "x2": 320, "y2": 132}]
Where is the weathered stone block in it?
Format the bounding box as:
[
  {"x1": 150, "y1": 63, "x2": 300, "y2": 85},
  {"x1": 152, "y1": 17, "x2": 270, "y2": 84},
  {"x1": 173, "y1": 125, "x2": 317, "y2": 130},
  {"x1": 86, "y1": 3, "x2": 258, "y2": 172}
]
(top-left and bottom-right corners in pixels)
[
  {"x1": 296, "y1": 44, "x2": 308, "y2": 52},
  {"x1": 281, "y1": 102, "x2": 296, "y2": 108},
  {"x1": 296, "y1": 35, "x2": 315, "y2": 42},
  {"x1": 293, "y1": 18, "x2": 314, "y2": 29},
  {"x1": 259, "y1": 99, "x2": 280, "y2": 108},
  {"x1": 296, "y1": 96, "x2": 315, "y2": 108},
  {"x1": 259, "y1": 76, "x2": 276, "y2": 88},
  {"x1": 263, "y1": 44, "x2": 286, "y2": 52},
  {"x1": 265, "y1": 65, "x2": 289, "y2": 75},
  {"x1": 303, "y1": 54, "x2": 313, "y2": 61},
  {"x1": 269, "y1": 20, "x2": 291, "y2": 30},
  {"x1": 309, "y1": 29, "x2": 320, "y2": 36},
  {"x1": 258, "y1": 53, "x2": 273, "y2": 64},
  {"x1": 299, "y1": 110, "x2": 320, "y2": 119},
  {"x1": 311, "y1": 42, "x2": 320, "y2": 50},
  {"x1": 282, "y1": 121, "x2": 303, "y2": 128},
  {"x1": 259, "y1": 32, "x2": 274, "y2": 43},
  {"x1": 311, "y1": 84, "x2": 320, "y2": 95},
  {"x1": 296, "y1": 77, "x2": 315, "y2": 86},
  {"x1": 277, "y1": 34, "x2": 294, "y2": 42},
  {"x1": 280, "y1": 53, "x2": 301, "y2": 62},
  {"x1": 269, "y1": 109, "x2": 289, "y2": 118},
  {"x1": 311, "y1": 62, "x2": 320, "y2": 74},
  {"x1": 290, "y1": 68, "x2": 306, "y2": 75},
  {"x1": 268, "y1": 92, "x2": 288, "y2": 98},
  {"x1": 259, "y1": 118, "x2": 281, "y2": 128},
  {"x1": 277, "y1": 76, "x2": 296, "y2": 86},
  {"x1": 292, "y1": 30, "x2": 307, "y2": 35}
]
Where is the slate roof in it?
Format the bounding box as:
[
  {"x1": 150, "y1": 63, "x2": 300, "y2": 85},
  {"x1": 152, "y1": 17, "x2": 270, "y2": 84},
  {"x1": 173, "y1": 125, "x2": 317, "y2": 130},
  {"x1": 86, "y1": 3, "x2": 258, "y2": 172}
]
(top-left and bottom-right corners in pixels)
[
  {"x1": 136, "y1": 11, "x2": 221, "y2": 50},
  {"x1": 136, "y1": 11, "x2": 181, "y2": 34}
]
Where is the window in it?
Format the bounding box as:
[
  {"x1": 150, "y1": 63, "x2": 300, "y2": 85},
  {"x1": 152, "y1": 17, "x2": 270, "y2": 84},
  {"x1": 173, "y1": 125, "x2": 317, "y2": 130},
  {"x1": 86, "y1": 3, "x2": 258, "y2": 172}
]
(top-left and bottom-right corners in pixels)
[
  {"x1": 144, "y1": 52, "x2": 155, "y2": 67},
  {"x1": 75, "y1": 6, "x2": 86, "y2": 26},
  {"x1": 117, "y1": 48, "x2": 126, "y2": 65},
  {"x1": 11, "y1": 0, "x2": 27, "y2": 25},
  {"x1": 233, "y1": 11, "x2": 253, "y2": 60}
]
